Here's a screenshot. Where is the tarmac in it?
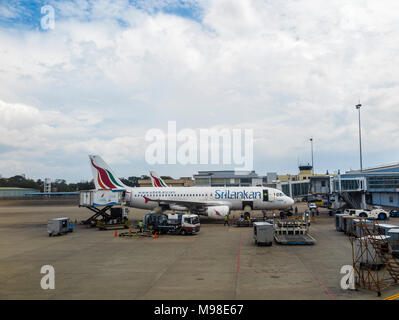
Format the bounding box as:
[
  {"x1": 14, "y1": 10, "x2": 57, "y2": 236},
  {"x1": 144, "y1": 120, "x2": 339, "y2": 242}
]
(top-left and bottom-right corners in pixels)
[{"x1": 0, "y1": 199, "x2": 399, "y2": 300}]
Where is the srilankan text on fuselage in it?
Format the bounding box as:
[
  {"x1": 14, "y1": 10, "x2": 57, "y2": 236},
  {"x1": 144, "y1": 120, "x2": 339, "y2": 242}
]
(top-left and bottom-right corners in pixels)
[{"x1": 214, "y1": 189, "x2": 262, "y2": 200}]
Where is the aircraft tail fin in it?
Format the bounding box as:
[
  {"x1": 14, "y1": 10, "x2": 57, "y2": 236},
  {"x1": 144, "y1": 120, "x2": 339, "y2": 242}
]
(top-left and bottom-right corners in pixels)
[
  {"x1": 150, "y1": 171, "x2": 169, "y2": 187},
  {"x1": 89, "y1": 155, "x2": 127, "y2": 190}
]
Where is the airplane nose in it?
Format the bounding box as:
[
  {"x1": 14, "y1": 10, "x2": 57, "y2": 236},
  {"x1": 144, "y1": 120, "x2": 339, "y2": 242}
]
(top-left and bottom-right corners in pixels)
[{"x1": 288, "y1": 197, "x2": 294, "y2": 206}]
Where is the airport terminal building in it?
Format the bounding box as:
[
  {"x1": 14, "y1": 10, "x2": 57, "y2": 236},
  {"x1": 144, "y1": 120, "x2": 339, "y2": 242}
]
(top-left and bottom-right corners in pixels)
[
  {"x1": 193, "y1": 170, "x2": 265, "y2": 187},
  {"x1": 331, "y1": 163, "x2": 399, "y2": 209},
  {"x1": 0, "y1": 187, "x2": 39, "y2": 198},
  {"x1": 193, "y1": 167, "x2": 325, "y2": 199}
]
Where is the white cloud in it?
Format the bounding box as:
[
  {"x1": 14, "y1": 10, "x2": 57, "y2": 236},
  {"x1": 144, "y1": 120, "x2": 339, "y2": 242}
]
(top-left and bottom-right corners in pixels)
[
  {"x1": 0, "y1": 4, "x2": 22, "y2": 19},
  {"x1": 0, "y1": 0, "x2": 399, "y2": 180},
  {"x1": 0, "y1": 99, "x2": 146, "y2": 178}
]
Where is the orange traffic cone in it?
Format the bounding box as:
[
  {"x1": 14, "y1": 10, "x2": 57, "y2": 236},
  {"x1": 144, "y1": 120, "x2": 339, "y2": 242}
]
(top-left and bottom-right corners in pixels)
[
  {"x1": 154, "y1": 232, "x2": 157, "y2": 239},
  {"x1": 114, "y1": 231, "x2": 118, "y2": 237},
  {"x1": 129, "y1": 228, "x2": 132, "y2": 233}
]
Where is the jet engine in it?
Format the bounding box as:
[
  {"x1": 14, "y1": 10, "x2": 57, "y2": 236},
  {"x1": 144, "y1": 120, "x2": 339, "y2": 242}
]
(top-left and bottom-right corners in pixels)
[
  {"x1": 207, "y1": 206, "x2": 230, "y2": 219},
  {"x1": 169, "y1": 204, "x2": 188, "y2": 211}
]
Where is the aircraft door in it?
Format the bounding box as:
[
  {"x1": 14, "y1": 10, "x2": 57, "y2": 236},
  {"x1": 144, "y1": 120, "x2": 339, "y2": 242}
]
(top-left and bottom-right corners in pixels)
[{"x1": 263, "y1": 189, "x2": 269, "y2": 202}]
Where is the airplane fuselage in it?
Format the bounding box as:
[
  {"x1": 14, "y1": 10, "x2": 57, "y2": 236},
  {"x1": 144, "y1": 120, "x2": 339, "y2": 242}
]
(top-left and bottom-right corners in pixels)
[
  {"x1": 88, "y1": 155, "x2": 294, "y2": 218},
  {"x1": 126, "y1": 186, "x2": 294, "y2": 212}
]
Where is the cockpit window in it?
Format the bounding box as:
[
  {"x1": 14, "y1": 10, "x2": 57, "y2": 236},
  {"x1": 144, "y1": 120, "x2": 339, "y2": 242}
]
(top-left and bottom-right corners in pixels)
[
  {"x1": 192, "y1": 217, "x2": 199, "y2": 224},
  {"x1": 184, "y1": 217, "x2": 199, "y2": 224}
]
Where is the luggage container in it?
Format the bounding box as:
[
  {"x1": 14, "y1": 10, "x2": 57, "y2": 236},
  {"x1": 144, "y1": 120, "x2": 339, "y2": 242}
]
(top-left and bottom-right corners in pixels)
[
  {"x1": 355, "y1": 235, "x2": 391, "y2": 267},
  {"x1": 341, "y1": 215, "x2": 353, "y2": 233},
  {"x1": 335, "y1": 214, "x2": 348, "y2": 232},
  {"x1": 48, "y1": 217, "x2": 70, "y2": 236},
  {"x1": 353, "y1": 219, "x2": 374, "y2": 238},
  {"x1": 253, "y1": 222, "x2": 273, "y2": 246},
  {"x1": 343, "y1": 216, "x2": 367, "y2": 235},
  {"x1": 342, "y1": 216, "x2": 357, "y2": 235},
  {"x1": 351, "y1": 219, "x2": 360, "y2": 237},
  {"x1": 375, "y1": 224, "x2": 399, "y2": 236},
  {"x1": 387, "y1": 229, "x2": 399, "y2": 257}
]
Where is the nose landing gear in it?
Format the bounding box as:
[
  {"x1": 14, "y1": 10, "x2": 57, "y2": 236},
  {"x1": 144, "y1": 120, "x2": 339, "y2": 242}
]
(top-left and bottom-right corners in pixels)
[{"x1": 243, "y1": 204, "x2": 252, "y2": 220}]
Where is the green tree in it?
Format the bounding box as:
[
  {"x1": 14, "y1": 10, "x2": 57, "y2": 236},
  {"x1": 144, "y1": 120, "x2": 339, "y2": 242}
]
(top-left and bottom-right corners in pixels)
[{"x1": 120, "y1": 176, "x2": 139, "y2": 187}]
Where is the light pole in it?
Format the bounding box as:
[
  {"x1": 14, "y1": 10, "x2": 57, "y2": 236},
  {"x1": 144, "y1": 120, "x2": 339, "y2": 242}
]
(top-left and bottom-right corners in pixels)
[
  {"x1": 309, "y1": 138, "x2": 314, "y2": 175},
  {"x1": 356, "y1": 103, "x2": 363, "y2": 171}
]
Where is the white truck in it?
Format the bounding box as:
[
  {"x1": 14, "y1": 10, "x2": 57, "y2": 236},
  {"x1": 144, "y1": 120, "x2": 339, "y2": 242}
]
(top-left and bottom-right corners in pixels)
[
  {"x1": 344, "y1": 208, "x2": 390, "y2": 220},
  {"x1": 143, "y1": 212, "x2": 200, "y2": 235}
]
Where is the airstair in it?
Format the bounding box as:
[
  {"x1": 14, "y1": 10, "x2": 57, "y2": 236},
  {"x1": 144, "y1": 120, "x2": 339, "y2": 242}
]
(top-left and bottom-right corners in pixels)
[{"x1": 341, "y1": 192, "x2": 360, "y2": 209}]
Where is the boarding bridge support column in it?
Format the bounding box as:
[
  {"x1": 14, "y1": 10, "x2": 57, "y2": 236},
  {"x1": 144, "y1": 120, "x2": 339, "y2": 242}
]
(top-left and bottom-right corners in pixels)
[
  {"x1": 360, "y1": 193, "x2": 367, "y2": 209},
  {"x1": 333, "y1": 194, "x2": 339, "y2": 209}
]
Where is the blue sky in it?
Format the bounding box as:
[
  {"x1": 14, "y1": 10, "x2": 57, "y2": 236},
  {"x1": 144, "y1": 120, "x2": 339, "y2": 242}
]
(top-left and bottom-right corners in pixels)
[
  {"x1": 1, "y1": 0, "x2": 399, "y2": 182},
  {"x1": 0, "y1": 1, "x2": 203, "y2": 28}
]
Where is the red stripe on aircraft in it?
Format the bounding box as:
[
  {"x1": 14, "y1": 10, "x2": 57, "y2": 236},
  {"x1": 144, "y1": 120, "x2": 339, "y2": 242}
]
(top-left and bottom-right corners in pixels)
[{"x1": 91, "y1": 158, "x2": 116, "y2": 189}]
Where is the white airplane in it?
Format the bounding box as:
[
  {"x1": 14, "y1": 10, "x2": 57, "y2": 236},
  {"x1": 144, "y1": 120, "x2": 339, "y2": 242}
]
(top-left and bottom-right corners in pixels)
[{"x1": 89, "y1": 155, "x2": 294, "y2": 219}]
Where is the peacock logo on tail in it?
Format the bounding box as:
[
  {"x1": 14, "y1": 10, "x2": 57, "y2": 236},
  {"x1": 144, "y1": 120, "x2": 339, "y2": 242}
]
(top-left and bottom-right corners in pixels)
[
  {"x1": 90, "y1": 158, "x2": 124, "y2": 190},
  {"x1": 150, "y1": 171, "x2": 168, "y2": 187}
]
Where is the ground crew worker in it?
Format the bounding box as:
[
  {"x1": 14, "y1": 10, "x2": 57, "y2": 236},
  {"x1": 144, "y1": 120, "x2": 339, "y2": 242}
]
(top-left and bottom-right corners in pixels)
[
  {"x1": 138, "y1": 220, "x2": 143, "y2": 233},
  {"x1": 295, "y1": 206, "x2": 298, "y2": 214},
  {"x1": 224, "y1": 215, "x2": 229, "y2": 226}
]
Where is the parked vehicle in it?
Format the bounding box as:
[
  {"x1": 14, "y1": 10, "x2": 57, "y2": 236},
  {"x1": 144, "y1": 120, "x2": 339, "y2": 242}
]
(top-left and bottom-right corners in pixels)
[
  {"x1": 143, "y1": 212, "x2": 200, "y2": 235},
  {"x1": 48, "y1": 217, "x2": 71, "y2": 236},
  {"x1": 96, "y1": 207, "x2": 130, "y2": 230},
  {"x1": 308, "y1": 202, "x2": 317, "y2": 210},
  {"x1": 390, "y1": 210, "x2": 399, "y2": 218},
  {"x1": 235, "y1": 214, "x2": 258, "y2": 227},
  {"x1": 344, "y1": 208, "x2": 390, "y2": 220}
]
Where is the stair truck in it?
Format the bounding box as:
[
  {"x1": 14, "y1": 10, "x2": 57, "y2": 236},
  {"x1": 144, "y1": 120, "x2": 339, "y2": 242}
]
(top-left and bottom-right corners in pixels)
[{"x1": 143, "y1": 212, "x2": 200, "y2": 235}]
